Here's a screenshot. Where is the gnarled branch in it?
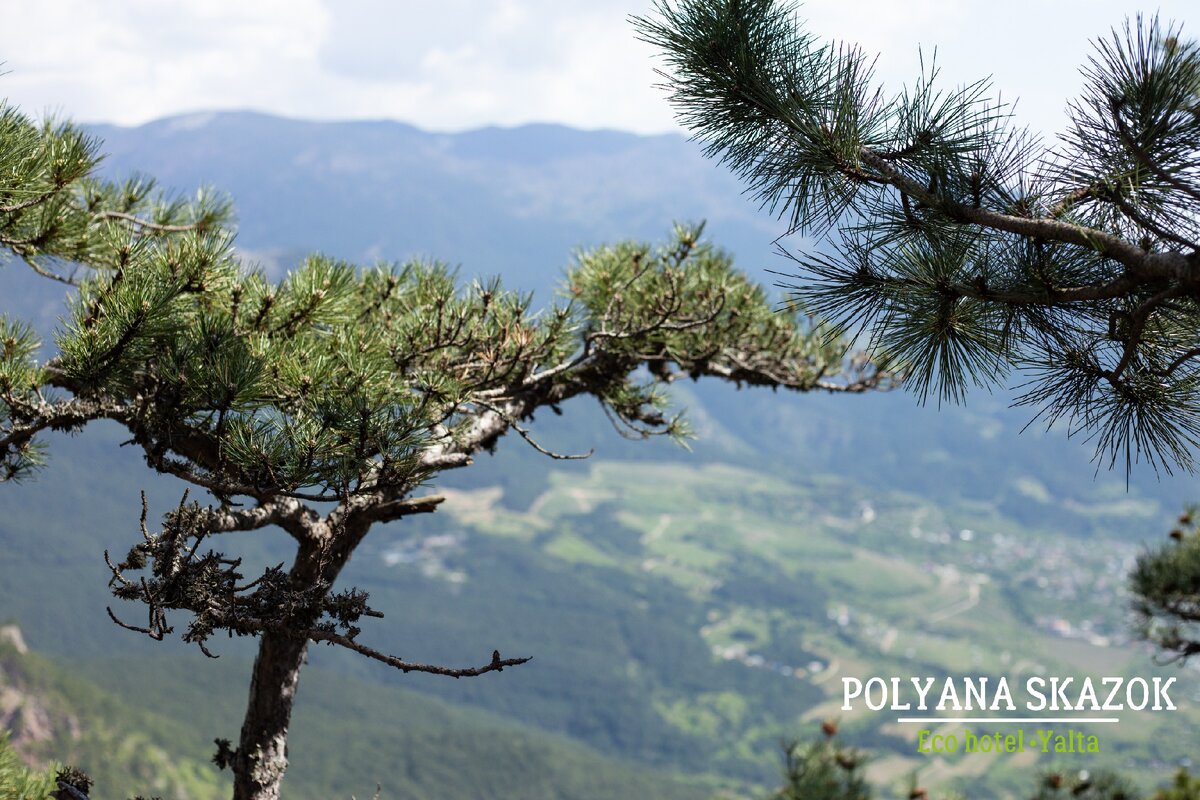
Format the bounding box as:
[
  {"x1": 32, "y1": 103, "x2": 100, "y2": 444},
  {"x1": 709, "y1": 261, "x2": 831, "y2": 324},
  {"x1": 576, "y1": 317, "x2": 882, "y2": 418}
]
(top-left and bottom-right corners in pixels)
[{"x1": 308, "y1": 631, "x2": 532, "y2": 678}]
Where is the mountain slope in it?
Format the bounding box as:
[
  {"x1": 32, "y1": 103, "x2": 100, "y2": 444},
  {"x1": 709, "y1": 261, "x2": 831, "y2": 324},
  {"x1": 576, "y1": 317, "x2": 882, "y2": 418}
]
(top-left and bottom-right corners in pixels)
[
  {"x1": 0, "y1": 630, "x2": 719, "y2": 800},
  {"x1": 83, "y1": 112, "x2": 778, "y2": 294},
  {"x1": 87, "y1": 654, "x2": 725, "y2": 800},
  {"x1": 0, "y1": 634, "x2": 225, "y2": 800}
]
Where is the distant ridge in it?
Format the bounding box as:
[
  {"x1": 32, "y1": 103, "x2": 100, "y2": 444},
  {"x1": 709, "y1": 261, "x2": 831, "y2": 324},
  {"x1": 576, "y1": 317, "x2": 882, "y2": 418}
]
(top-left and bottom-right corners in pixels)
[{"x1": 82, "y1": 110, "x2": 777, "y2": 294}]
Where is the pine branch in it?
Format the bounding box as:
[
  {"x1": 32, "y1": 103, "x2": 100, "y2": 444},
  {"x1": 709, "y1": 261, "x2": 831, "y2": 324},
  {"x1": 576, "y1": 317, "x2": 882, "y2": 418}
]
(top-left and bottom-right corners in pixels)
[
  {"x1": 93, "y1": 209, "x2": 217, "y2": 233},
  {"x1": 354, "y1": 494, "x2": 446, "y2": 524},
  {"x1": 0, "y1": 186, "x2": 66, "y2": 214},
  {"x1": 856, "y1": 149, "x2": 1189, "y2": 279},
  {"x1": 638, "y1": 0, "x2": 1200, "y2": 471}
]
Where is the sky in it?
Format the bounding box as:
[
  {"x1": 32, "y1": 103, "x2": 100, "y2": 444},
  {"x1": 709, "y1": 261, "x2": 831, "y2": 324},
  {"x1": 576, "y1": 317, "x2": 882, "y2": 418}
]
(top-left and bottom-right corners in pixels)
[{"x1": 0, "y1": 0, "x2": 1196, "y2": 141}]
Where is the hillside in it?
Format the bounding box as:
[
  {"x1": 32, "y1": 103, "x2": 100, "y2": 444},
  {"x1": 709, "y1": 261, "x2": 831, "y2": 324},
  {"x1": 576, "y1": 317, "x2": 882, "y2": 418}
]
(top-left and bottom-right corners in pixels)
[
  {"x1": 7, "y1": 450, "x2": 1193, "y2": 798},
  {"x1": 323, "y1": 460, "x2": 1200, "y2": 798},
  {"x1": 0, "y1": 629, "x2": 715, "y2": 800},
  {"x1": 0, "y1": 632, "x2": 224, "y2": 799}
]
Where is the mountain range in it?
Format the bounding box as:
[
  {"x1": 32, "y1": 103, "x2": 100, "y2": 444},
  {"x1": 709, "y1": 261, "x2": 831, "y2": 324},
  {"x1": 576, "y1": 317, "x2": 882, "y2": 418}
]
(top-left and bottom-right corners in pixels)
[{"x1": 1, "y1": 111, "x2": 1198, "y2": 799}]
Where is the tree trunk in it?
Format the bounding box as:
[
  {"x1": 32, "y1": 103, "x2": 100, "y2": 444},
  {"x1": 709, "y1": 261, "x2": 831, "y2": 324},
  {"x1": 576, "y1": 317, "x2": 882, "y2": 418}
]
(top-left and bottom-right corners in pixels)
[
  {"x1": 231, "y1": 627, "x2": 309, "y2": 800},
  {"x1": 229, "y1": 524, "x2": 366, "y2": 800}
]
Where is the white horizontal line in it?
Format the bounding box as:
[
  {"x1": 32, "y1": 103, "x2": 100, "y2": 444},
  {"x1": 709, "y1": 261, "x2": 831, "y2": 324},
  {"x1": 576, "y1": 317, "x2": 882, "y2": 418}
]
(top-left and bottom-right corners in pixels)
[{"x1": 896, "y1": 717, "x2": 1120, "y2": 724}]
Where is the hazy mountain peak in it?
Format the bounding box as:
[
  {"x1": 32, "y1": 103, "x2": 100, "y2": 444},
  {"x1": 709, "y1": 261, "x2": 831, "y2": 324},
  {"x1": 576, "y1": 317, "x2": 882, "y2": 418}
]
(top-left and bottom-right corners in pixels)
[{"x1": 164, "y1": 111, "x2": 218, "y2": 131}]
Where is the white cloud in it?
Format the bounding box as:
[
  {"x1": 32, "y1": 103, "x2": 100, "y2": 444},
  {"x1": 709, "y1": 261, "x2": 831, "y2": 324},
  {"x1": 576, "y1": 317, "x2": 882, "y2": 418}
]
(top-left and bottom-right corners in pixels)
[
  {"x1": 800, "y1": 0, "x2": 1197, "y2": 141},
  {"x1": 0, "y1": 0, "x2": 329, "y2": 124},
  {"x1": 0, "y1": 0, "x2": 1195, "y2": 137}
]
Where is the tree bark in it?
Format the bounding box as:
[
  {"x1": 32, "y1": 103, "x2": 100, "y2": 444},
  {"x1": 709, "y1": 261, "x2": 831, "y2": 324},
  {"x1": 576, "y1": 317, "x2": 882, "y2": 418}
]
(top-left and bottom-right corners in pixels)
[
  {"x1": 231, "y1": 627, "x2": 309, "y2": 800},
  {"x1": 230, "y1": 533, "x2": 344, "y2": 800},
  {"x1": 230, "y1": 521, "x2": 366, "y2": 800}
]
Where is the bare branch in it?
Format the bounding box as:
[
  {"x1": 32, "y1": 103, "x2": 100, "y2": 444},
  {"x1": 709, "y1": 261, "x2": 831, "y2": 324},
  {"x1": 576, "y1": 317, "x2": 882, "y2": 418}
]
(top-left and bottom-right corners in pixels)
[
  {"x1": 1104, "y1": 284, "x2": 1185, "y2": 383},
  {"x1": 417, "y1": 402, "x2": 515, "y2": 471},
  {"x1": 105, "y1": 604, "x2": 163, "y2": 639},
  {"x1": 308, "y1": 630, "x2": 532, "y2": 678},
  {"x1": 510, "y1": 349, "x2": 595, "y2": 392},
  {"x1": 356, "y1": 494, "x2": 446, "y2": 524},
  {"x1": 1, "y1": 394, "x2": 130, "y2": 476},
  {"x1": 14, "y1": 257, "x2": 81, "y2": 286},
  {"x1": 472, "y1": 398, "x2": 593, "y2": 460},
  {"x1": 1047, "y1": 184, "x2": 1103, "y2": 219},
  {"x1": 1151, "y1": 346, "x2": 1200, "y2": 378},
  {"x1": 206, "y1": 498, "x2": 323, "y2": 539}
]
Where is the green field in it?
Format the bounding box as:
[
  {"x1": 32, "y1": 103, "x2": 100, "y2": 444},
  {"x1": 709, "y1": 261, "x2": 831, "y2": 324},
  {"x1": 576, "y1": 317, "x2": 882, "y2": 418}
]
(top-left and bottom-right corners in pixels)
[{"x1": 356, "y1": 459, "x2": 1199, "y2": 798}]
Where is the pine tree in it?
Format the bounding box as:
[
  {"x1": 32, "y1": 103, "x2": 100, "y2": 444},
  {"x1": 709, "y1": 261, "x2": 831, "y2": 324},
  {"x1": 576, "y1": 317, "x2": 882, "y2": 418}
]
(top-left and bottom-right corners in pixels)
[
  {"x1": 635, "y1": 0, "x2": 1200, "y2": 475},
  {"x1": 0, "y1": 101, "x2": 891, "y2": 799}
]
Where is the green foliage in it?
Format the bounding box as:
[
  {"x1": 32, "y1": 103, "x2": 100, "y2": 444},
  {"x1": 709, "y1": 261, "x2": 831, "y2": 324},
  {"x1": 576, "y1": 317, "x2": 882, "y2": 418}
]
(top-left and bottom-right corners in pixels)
[
  {"x1": 634, "y1": 14, "x2": 1200, "y2": 793},
  {"x1": 636, "y1": 0, "x2": 1200, "y2": 474},
  {"x1": 0, "y1": 734, "x2": 55, "y2": 800},
  {"x1": 0, "y1": 101, "x2": 230, "y2": 285},
  {"x1": 1026, "y1": 769, "x2": 1141, "y2": 800},
  {"x1": 767, "y1": 735, "x2": 871, "y2": 800},
  {"x1": 64, "y1": 222, "x2": 885, "y2": 670},
  {"x1": 0, "y1": 101, "x2": 233, "y2": 483},
  {"x1": 1151, "y1": 770, "x2": 1200, "y2": 800},
  {"x1": 52, "y1": 247, "x2": 437, "y2": 497},
  {"x1": 0, "y1": 316, "x2": 45, "y2": 482},
  {"x1": 1130, "y1": 508, "x2": 1200, "y2": 660},
  {"x1": 8, "y1": 209, "x2": 878, "y2": 501}
]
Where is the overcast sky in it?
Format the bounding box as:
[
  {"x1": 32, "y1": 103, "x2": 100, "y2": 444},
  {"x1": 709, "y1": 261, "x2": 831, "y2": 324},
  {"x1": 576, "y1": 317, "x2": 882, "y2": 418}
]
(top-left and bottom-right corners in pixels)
[{"x1": 1, "y1": 1, "x2": 1195, "y2": 141}]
